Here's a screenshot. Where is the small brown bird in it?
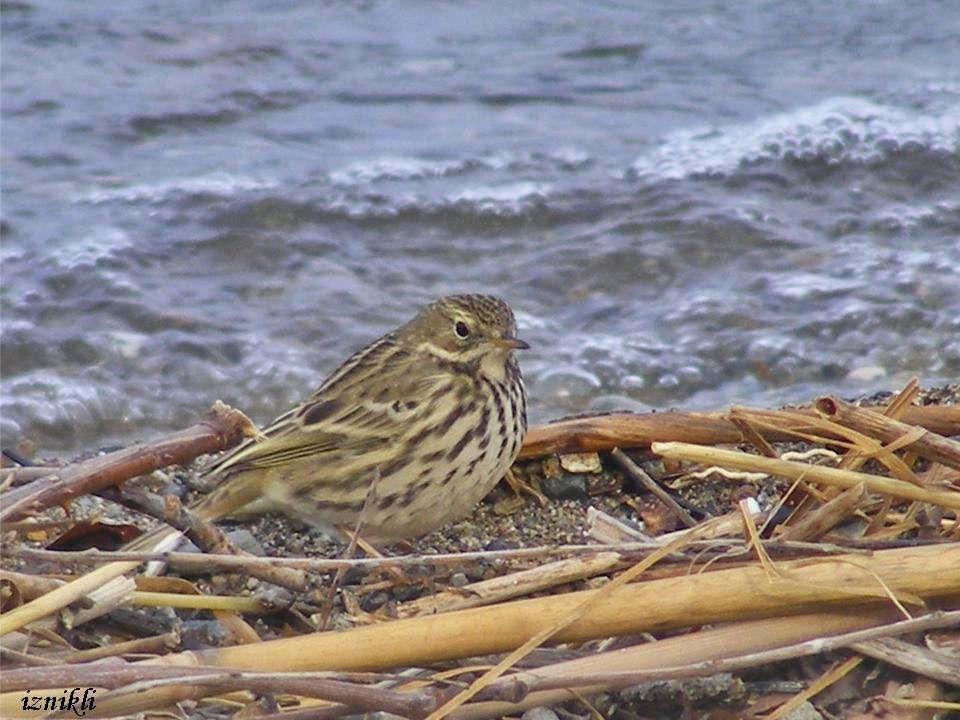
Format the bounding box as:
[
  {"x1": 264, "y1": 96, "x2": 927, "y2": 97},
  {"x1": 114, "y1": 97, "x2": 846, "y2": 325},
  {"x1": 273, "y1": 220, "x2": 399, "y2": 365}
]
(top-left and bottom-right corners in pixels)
[{"x1": 142, "y1": 294, "x2": 528, "y2": 545}]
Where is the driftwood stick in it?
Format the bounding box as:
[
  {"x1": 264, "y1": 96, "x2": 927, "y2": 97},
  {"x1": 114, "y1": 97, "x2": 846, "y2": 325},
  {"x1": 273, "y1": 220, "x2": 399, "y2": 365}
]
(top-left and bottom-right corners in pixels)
[
  {"x1": 0, "y1": 402, "x2": 255, "y2": 522},
  {"x1": 815, "y1": 396, "x2": 960, "y2": 470},
  {"x1": 518, "y1": 405, "x2": 960, "y2": 459}
]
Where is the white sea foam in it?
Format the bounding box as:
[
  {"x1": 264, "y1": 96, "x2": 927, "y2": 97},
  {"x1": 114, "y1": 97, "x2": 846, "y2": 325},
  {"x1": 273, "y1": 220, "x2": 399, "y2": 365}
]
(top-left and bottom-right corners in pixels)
[
  {"x1": 329, "y1": 156, "x2": 470, "y2": 185},
  {"x1": 629, "y1": 97, "x2": 960, "y2": 180},
  {"x1": 76, "y1": 172, "x2": 276, "y2": 204},
  {"x1": 448, "y1": 181, "x2": 551, "y2": 212},
  {"x1": 50, "y1": 227, "x2": 133, "y2": 270}
]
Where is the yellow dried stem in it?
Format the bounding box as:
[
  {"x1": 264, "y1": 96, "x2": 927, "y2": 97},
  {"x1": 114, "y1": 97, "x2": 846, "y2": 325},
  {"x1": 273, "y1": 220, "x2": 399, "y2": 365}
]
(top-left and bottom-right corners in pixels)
[
  {"x1": 6, "y1": 543, "x2": 954, "y2": 717},
  {"x1": 652, "y1": 442, "x2": 960, "y2": 511}
]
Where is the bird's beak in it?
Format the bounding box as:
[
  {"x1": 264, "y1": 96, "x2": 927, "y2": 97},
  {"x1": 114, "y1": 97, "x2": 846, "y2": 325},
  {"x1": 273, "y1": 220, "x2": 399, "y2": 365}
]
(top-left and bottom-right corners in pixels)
[{"x1": 490, "y1": 336, "x2": 530, "y2": 350}]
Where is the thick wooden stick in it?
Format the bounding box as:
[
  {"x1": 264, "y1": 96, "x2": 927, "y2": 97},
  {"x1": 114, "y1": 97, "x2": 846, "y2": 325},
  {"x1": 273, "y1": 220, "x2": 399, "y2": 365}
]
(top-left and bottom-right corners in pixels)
[{"x1": 518, "y1": 405, "x2": 960, "y2": 459}]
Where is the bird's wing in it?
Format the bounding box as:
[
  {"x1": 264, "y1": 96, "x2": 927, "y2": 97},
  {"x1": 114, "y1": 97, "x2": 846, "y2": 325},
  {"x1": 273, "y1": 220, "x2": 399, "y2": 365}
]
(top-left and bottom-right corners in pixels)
[{"x1": 204, "y1": 333, "x2": 439, "y2": 477}]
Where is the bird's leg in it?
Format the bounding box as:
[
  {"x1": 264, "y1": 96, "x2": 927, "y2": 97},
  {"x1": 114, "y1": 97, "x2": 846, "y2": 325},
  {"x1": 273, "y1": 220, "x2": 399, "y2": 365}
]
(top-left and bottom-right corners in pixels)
[{"x1": 501, "y1": 466, "x2": 549, "y2": 506}]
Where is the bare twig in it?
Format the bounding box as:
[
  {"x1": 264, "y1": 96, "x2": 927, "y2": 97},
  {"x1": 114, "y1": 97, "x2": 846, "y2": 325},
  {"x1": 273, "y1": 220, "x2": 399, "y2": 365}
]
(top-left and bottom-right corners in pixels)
[
  {"x1": 610, "y1": 448, "x2": 698, "y2": 528},
  {"x1": 0, "y1": 402, "x2": 255, "y2": 522}
]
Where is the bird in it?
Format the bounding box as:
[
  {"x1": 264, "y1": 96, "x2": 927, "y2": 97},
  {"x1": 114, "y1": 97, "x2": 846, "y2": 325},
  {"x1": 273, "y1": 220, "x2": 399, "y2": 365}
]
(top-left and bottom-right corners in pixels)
[{"x1": 135, "y1": 293, "x2": 528, "y2": 547}]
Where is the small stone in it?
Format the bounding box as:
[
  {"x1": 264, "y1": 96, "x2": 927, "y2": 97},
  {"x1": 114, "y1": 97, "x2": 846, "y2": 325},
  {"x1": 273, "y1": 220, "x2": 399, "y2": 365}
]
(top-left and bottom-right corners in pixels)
[
  {"x1": 484, "y1": 538, "x2": 520, "y2": 551},
  {"x1": 180, "y1": 619, "x2": 230, "y2": 649},
  {"x1": 360, "y1": 591, "x2": 390, "y2": 612},
  {"x1": 342, "y1": 567, "x2": 366, "y2": 586},
  {"x1": 449, "y1": 572, "x2": 469, "y2": 588},
  {"x1": 559, "y1": 451, "x2": 602, "y2": 474},
  {"x1": 781, "y1": 701, "x2": 824, "y2": 720},
  {"x1": 393, "y1": 585, "x2": 423, "y2": 602},
  {"x1": 540, "y1": 474, "x2": 588, "y2": 501},
  {"x1": 521, "y1": 707, "x2": 560, "y2": 720},
  {"x1": 224, "y1": 529, "x2": 264, "y2": 555},
  {"x1": 639, "y1": 458, "x2": 665, "y2": 480}
]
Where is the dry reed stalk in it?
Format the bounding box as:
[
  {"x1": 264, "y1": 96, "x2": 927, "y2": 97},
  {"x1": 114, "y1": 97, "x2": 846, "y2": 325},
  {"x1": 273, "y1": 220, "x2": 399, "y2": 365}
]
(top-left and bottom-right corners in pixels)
[
  {"x1": 0, "y1": 561, "x2": 141, "y2": 637},
  {"x1": 775, "y1": 484, "x2": 869, "y2": 541},
  {"x1": 0, "y1": 570, "x2": 65, "y2": 604},
  {"x1": 423, "y1": 533, "x2": 696, "y2": 719},
  {"x1": 1, "y1": 666, "x2": 437, "y2": 718},
  {"x1": 3, "y1": 543, "x2": 955, "y2": 717},
  {"x1": 651, "y1": 442, "x2": 960, "y2": 511},
  {"x1": 130, "y1": 591, "x2": 269, "y2": 613},
  {"x1": 454, "y1": 610, "x2": 959, "y2": 719},
  {"x1": 8, "y1": 609, "x2": 957, "y2": 718},
  {"x1": 468, "y1": 610, "x2": 960, "y2": 703}
]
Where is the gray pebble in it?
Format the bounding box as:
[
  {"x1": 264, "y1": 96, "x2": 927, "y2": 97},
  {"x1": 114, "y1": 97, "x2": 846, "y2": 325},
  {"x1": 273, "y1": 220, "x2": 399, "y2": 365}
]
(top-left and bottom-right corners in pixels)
[
  {"x1": 521, "y1": 708, "x2": 561, "y2": 720},
  {"x1": 541, "y1": 474, "x2": 589, "y2": 501}
]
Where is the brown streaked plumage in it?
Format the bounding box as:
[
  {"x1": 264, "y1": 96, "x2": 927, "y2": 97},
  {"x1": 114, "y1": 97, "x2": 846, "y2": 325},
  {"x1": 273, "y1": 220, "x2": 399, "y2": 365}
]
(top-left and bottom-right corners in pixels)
[{"x1": 150, "y1": 294, "x2": 528, "y2": 544}]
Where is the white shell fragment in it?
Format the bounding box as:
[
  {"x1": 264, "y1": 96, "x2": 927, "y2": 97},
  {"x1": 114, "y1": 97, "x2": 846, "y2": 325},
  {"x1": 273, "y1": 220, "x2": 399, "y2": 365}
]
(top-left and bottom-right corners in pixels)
[{"x1": 558, "y1": 451, "x2": 602, "y2": 474}]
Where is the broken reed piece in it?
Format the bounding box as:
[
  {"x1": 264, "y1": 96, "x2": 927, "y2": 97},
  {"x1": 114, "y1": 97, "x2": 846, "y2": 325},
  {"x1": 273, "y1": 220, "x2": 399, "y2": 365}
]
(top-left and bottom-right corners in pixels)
[
  {"x1": 815, "y1": 395, "x2": 960, "y2": 471},
  {"x1": 774, "y1": 484, "x2": 869, "y2": 542}
]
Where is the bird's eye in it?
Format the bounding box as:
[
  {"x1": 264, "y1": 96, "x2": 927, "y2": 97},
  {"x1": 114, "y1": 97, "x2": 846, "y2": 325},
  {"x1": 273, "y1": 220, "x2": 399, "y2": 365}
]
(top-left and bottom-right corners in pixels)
[{"x1": 454, "y1": 320, "x2": 470, "y2": 338}]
